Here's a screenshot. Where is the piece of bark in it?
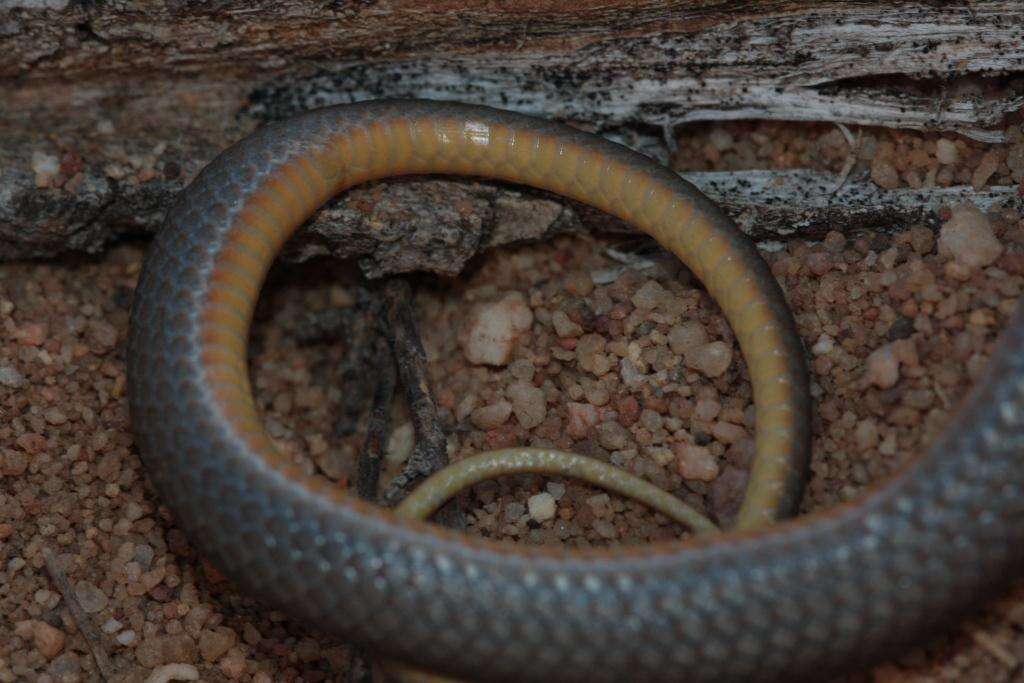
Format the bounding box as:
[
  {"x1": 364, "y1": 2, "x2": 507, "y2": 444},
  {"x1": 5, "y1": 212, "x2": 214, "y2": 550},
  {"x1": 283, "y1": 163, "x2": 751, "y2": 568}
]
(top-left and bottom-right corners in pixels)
[
  {"x1": 3, "y1": 133, "x2": 1019, "y2": 274},
  {"x1": 683, "y1": 169, "x2": 1024, "y2": 242}
]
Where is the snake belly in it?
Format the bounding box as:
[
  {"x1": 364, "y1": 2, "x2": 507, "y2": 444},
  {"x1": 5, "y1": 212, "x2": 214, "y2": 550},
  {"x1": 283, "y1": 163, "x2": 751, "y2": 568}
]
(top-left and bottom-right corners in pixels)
[{"x1": 128, "y1": 100, "x2": 1024, "y2": 682}]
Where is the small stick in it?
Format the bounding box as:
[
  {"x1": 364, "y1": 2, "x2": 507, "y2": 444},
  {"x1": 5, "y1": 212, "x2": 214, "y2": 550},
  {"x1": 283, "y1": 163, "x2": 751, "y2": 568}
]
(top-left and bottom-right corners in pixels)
[
  {"x1": 42, "y1": 547, "x2": 115, "y2": 682},
  {"x1": 355, "y1": 333, "x2": 397, "y2": 501},
  {"x1": 379, "y1": 279, "x2": 449, "y2": 502},
  {"x1": 378, "y1": 279, "x2": 465, "y2": 529}
]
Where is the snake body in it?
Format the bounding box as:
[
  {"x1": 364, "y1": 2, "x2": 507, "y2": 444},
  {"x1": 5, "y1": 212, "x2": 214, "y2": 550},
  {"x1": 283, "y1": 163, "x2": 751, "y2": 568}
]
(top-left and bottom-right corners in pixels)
[{"x1": 128, "y1": 101, "x2": 1024, "y2": 682}]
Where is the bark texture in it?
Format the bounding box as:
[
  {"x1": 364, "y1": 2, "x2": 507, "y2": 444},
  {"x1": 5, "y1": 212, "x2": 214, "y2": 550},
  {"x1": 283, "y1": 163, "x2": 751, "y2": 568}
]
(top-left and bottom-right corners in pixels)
[{"x1": 2, "y1": 0, "x2": 1022, "y2": 268}]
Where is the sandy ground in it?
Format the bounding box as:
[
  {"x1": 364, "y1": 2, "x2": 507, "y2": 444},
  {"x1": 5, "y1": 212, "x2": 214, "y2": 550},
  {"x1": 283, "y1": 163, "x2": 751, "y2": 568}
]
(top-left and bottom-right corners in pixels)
[{"x1": 2, "y1": 116, "x2": 1024, "y2": 682}]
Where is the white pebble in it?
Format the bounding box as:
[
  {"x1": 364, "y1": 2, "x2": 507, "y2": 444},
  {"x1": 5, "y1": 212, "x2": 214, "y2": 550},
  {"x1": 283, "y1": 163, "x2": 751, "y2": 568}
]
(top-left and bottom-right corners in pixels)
[
  {"x1": 385, "y1": 421, "x2": 415, "y2": 465},
  {"x1": 528, "y1": 492, "x2": 557, "y2": 523},
  {"x1": 865, "y1": 344, "x2": 900, "y2": 389},
  {"x1": 144, "y1": 663, "x2": 199, "y2": 683},
  {"x1": 938, "y1": 203, "x2": 1003, "y2": 269},
  {"x1": 31, "y1": 151, "x2": 59, "y2": 182},
  {"x1": 460, "y1": 293, "x2": 534, "y2": 366},
  {"x1": 811, "y1": 334, "x2": 834, "y2": 356}
]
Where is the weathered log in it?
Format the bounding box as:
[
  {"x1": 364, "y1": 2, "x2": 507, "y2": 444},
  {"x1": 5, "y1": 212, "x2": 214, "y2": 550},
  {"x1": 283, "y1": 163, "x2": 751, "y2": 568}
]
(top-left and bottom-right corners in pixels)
[
  {"x1": 2, "y1": 0, "x2": 1021, "y2": 268},
  {"x1": 4, "y1": 1, "x2": 1022, "y2": 141}
]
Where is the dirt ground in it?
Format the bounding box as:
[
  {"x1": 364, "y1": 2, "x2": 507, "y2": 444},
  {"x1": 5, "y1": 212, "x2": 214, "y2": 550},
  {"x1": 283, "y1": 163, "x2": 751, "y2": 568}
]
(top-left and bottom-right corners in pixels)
[{"x1": 2, "y1": 116, "x2": 1024, "y2": 682}]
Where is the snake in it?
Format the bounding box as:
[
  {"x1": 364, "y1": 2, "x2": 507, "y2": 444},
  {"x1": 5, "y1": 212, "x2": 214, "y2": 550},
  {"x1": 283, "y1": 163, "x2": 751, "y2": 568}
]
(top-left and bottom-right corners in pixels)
[{"x1": 127, "y1": 100, "x2": 1024, "y2": 682}]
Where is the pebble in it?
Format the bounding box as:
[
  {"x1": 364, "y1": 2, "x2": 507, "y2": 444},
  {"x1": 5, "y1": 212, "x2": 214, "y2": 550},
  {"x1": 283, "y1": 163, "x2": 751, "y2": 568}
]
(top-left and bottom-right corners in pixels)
[
  {"x1": 3, "y1": 450, "x2": 28, "y2": 477},
  {"x1": 509, "y1": 358, "x2": 535, "y2": 381},
  {"x1": 619, "y1": 358, "x2": 645, "y2": 388},
  {"x1": 709, "y1": 466, "x2": 748, "y2": 519},
  {"x1": 587, "y1": 493, "x2": 611, "y2": 513},
  {"x1": 870, "y1": 157, "x2": 900, "y2": 190},
  {"x1": 811, "y1": 334, "x2": 835, "y2": 356},
  {"x1": 470, "y1": 401, "x2": 513, "y2": 430},
  {"x1": 460, "y1": 292, "x2": 534, "y2": 366},
  {"x1": 563, "y1": 271, "x2": 595, "y2": 296},
  {"x1": 855, "y1": 419, "x2": 880, "y2": 450},
  {"x1": 596, "y1": 421, "x2": 632, "y2": 451},
  {"x1": 971, "y1": 150, "x2": 999, "y2": 189},
  {"x1": 551, "y1": 310, "x2": 583, "y2": 337},
  {"x1": 631, "y1": 281, "x2": 669, "y2": 309},
  {"x1": 0, "y1": 364, "x2": 26, "y2": 388},
  {"x1": 32, "y1": 151, "x2": 59, "y2": 186},
  {"x1": 711, "y1": 421, "x2": 747, "y2": 445},
  {"x1": 144, "y1": 664, "x2": 200, "y2": 683},
  {"x1": 647, "y1": 447, "x2": 675, "y2": 467},
  {"x1": 675, "y1": 443, "x2": 720, "y2": 482},
  {"x1": 455, "y1": 395, "x2": 477, "y2": 422},
  {"x1": 504, "y1": 501, "x2": 526, "y2": 522},
  {"x1": 865, "y1": 344, "x2": 900, "y2": 389},
  {"x1": 709, "y1": 127, "x2": 734, "y2": 152},
  {"x1": 506, "y1": 382, "x2": 546, "y2": 429},
  {"x1": 47, "y1": 652, "x2": 81, "y2": 679},
  {"x1": 198, "y1": 627, "x2": 237, "y2": 662},
  {"x1": 938, "y1": 204, "x2": 1003, "y2": 269},
  {"x1": 15, "y1": 321, "x2": 46, "y2": 346},
  {"x1": 639, "y1": 409, "x2": 663, "y2": 432},
  {"x1": 86, "y1": 319, "x2": 118, "y2": 354},
  {"x1": 74, "y1": 581, "x2": 108, "y2": 613},
  {"x1": 385, "y1": 422, "x2": 415, "y2": 465},
  {"x1": 583, "y1": 381, "x2": 610, "y2": 406},
  {"x1": 546, "y1": 482, "x2": 566, "y2": 500},
  {"x1": 528, "y1": 492, "x2": 557, "y2": 522},
  {"x1": 576, "y1": 333, "x2": 611, "y2": 375},
  {"x1": 685, "y1": 341, "x2": 733, "y2": 378},
  {"x1": 667, "y1": 321, "x2": 709, "y2": 355},
  {"x1": 616, "y1": 395, "x2": 641, "y2": 427},
  {"x1": 32, "y1": 621, "x2": 65, "y2": 659},
  {"x1": 935, "y1": 138, "x2": 958, "y2": 165},
  {"x1": 693, "y1": 398, "x2": 721, "y2": 422},
  {"x1": 566, "y1": 402, "x2": 599, "y2": 439},
  {"x1": 219, "y1": 648, "x2": 247, "y2": 679}
]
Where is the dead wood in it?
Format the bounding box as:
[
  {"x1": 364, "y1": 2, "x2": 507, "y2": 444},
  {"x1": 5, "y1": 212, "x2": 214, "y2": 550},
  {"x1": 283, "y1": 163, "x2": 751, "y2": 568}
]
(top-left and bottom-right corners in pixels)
[{"x1": 2, "y1": 1, "x2": 1021, "y2": 264}]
